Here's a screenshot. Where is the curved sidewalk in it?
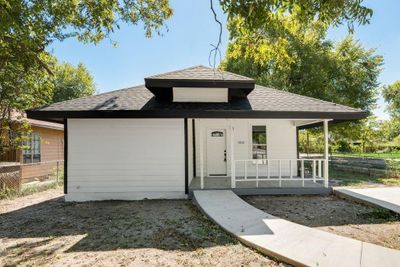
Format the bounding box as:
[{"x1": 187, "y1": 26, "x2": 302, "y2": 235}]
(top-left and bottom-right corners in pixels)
[{"x1": 193, "y1": 190, "x2": 400, "y2": 267}]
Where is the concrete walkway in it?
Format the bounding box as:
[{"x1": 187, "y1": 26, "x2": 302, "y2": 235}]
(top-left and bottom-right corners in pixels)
[
  {"x1": 194, "y1": 190, "x2": 400, "y2": 267},
  {"x1": 334, "y1": 187, "x2": 400, "y2": 214}
]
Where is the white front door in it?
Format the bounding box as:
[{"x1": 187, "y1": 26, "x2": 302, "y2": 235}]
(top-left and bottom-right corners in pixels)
[{"x1": 206, "y1": 129, "x2": 227, "y2": 176}]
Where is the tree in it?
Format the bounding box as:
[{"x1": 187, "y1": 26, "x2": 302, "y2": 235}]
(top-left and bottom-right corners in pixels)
[
  {"x1": 222, "y1": 15, "x2": 383, "y2": 112},
  {"x1": 52, "y1": 63, "x2": 95, "y2": 103},
  {"x1": 381, "y1": 118, "x2": 400, "y2": 143},
  {"x1": 219, "y1": 0, "x2": 373, "y2": 66},
  {"x1": 220, "y1": 0, "x2": 373, "y2": 32},
  {"x1": 358, "y1": 117, "x2": 382, "y2": 153},
  {"x1": 0, "y1": 58, "x2": 95, "y2": 158},
  {"x1": 0, "y1": 53, "x2": 55, "y2": 158},
  {"x1": 1, "y1": 0, "x2": 172, "y2": 157},
  {"x1": 0, "y1": 0, "x2": 172, "y2": 111},
  {"x1": 382, "y1": 81, "x2": 400, "y2": 118},
  {"x1": 1, "y1": 0, "x2": 172, "y2": 75},
  {"x1": 220, "y1": 1, "x2": 383, "y2": 149}
]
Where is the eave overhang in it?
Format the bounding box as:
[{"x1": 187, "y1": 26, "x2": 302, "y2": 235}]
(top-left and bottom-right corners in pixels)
[{"x1": 26, "y1": 109, "x2": 368, "y2": 124}]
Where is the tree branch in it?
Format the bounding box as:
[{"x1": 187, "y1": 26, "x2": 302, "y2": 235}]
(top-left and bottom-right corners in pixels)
[{"x1": 209, "y1": 0, "x2": 223, "y2": 72}]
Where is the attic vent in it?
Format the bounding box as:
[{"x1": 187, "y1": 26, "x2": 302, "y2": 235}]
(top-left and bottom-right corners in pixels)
[{"x1": 173, "y1": 87, "x2": 228, "y2": 103}]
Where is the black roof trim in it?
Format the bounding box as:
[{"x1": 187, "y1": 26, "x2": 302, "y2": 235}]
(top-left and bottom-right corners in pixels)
[
  {"x1": 26, "y1": 109, "x2": 368, "y2": 123},
  {"x1": 145, "y1": 78, "x2": 255, "y2": 89}
]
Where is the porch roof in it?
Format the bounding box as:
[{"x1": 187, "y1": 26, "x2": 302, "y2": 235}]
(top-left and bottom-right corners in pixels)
[{"x1": 27, "y1": 84, "x2": 367, "y2": 124}]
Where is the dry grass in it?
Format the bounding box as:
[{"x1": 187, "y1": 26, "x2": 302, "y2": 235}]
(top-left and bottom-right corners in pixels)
[
  {"x1": 0, "y1": 188, "x2": 282, "y2": 267},
  {"x1": 330, "y1": 168, "x2": 400, "y2": 187}
]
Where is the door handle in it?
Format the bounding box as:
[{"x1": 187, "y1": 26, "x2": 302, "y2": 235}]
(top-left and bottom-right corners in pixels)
[{"x1": 224, "y1": 150, "x2": 227, "y2": 162}]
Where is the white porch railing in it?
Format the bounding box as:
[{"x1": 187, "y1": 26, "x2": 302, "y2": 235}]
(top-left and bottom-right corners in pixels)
[{"x1": 232, "y1": 158, "x2": 328, "y2": 188}]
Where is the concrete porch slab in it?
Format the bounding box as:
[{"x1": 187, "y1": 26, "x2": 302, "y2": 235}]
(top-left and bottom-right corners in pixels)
[
  {"x1": 334, "y1": 187, "x2": 400, "y2": 214},
  {"x1": 193, "y1": 190, "x2": 400, "y2": 267}
]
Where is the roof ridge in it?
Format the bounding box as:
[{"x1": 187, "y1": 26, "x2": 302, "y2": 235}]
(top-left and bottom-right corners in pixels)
[
  {"x1": 255, "y1": 84, "x2": 363, "y2": 112},
  {"x1": 146, "y1": 65, "x2": 255, "y2": 81},
  {"x1": 217, "y1": 68, "x2": 255, "y2": 81},
  {"x1": 146, "y1": 65, "x2": 204, "y2": 79}
]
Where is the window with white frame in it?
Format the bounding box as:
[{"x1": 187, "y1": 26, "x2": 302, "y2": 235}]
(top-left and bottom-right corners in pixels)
[
  {"x1": 23, "y1": 132, "x2": 41, "y2": 163},
  {"x1": 252, "y1": 125, "x2": 267, "y2": 159}
]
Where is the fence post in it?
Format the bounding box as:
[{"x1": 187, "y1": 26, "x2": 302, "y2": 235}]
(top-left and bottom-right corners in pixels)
[
  {"x1": 313, "y1": 160, "x2": 316, "y2": 183},
  {"x1": 318, "y1": 160, "x2": 322, "y2": 177},
  {"x1": 301, "y1": 160, "x2": 305, "y2": 187},
  {"x1": 56, "y1": 161, "x2": 59, "y2": 183}
]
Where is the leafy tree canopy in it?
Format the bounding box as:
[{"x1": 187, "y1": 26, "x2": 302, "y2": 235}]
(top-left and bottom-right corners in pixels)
[
  {"x1": 220, "y1": 0, "x2": 373, "y2": 33},
  {"x1": 0, "y1": 0, "x2": 172, "y2": 116},
  {"x1": 1, "y1": 0, "x2": 172, "y2": 74},
  {"x1": 0, "y1": 57, "x2": 95, "y2": 156},
  {"x1": 220, "y1": 0, "x2": 382, "y2": 111},
  {"x1": 382, "y1": 80, "x2": 400, "y2": 118},
  {"x1": 222, "y1": 12, "x2": 383, "y2": 112},
  {"x1": 1, "y1": 0, "x2": 171, "y2": 155},
  {"x1": 221, "y1": 1, "x2": 383, "y2": 145},
  {"x1": 52, "y1": 62, "x2": 95, "y2": 103}
]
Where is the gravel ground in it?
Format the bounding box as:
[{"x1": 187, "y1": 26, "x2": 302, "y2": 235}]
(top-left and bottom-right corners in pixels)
[
  {"x1": 0, "y1": 188, "x2": 282, "y2": 267},
  {"x1": 243, "y1": 195, "x2": 400, "y2": 250}
]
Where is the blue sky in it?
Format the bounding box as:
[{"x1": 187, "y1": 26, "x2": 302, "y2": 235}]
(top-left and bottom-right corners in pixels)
[{"x1": 50, "y1": 0, "x2": 399, "y2": 120}]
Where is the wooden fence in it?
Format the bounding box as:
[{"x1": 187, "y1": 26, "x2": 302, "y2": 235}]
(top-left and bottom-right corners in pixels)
[{"x1": 0, "y1": 161, "x2": 64, "y2": 191}]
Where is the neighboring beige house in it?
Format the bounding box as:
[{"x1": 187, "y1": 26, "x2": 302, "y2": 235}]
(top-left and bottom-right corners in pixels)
[{"x1": 0, "y1": 113, "x2": 64, "y2": 183}]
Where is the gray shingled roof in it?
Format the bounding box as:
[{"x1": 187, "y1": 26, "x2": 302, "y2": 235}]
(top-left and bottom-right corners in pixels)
[
  {"x1": 146, "y1": 65, "x2": 255, "y2": 82},
  {"x1": 31, "y1": 84, "x2": 363, "y2": 114}
]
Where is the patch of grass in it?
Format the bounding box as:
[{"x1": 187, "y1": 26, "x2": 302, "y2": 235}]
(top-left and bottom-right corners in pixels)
[
  {"x1": 330, "y1": 168, "x2": 400, "y2": 186},
  {"x1": 0, "y1": 180, "x2": 63, "y2": 200},
  {"x1": 332, "y1": 152, "x2": 400, "y2": 159}
]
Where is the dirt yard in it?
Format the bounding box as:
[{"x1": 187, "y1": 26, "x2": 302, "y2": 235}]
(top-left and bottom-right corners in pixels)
[
  {"x1": 0, "y1": 188, "x2": 283, "y2": 267},
  {"x1": 243, "y1": 195, "x2": 400, "y2": 250}
]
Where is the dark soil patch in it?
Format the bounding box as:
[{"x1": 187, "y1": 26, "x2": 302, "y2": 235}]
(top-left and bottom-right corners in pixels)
[{"x1": 244, "y1": 195, "x2": 400, "y2": 249}]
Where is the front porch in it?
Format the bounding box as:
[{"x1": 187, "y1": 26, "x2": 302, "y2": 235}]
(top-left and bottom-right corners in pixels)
[
  {"x1": 188, "y1": 118, "x2": 330, "y2": 193},
  {"x1": 189, "y1": 157, "x2": 332, "y2": 195}
]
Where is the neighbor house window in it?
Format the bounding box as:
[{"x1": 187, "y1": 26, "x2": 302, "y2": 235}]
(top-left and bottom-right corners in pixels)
[
  {"x1": 23, "y1": 133, "x2": 41, "y2": 163},
  {"x1": 252, "y1": 126, "x2": 267, "y2": 159}
]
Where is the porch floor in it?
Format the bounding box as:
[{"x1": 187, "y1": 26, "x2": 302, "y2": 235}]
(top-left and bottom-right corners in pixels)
[{"x1": 189, "y1": 176, "x2": 331, "y2": 195}]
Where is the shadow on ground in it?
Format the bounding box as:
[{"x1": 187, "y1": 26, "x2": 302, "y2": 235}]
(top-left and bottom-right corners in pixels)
[{"x1": 0, "y1": 197, "x2": 234, "y2": 253}]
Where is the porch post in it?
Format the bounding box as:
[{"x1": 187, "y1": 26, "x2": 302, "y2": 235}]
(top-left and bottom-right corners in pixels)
[
  {"x1": 323, "y1": 119, "x2": 329, "y2": 187},
  {"x1": 230, "y1": 121, "x2": 236, "y2": 188},
  {"x1": 199, "y1": 119, "x2": 204, "y2": 189}
]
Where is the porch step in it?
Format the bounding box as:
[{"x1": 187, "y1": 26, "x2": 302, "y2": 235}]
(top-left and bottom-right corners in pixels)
[
  {"x1": 233, "y1": 187, "x2": 332, "y2": 196},
  {"x1": 193, "y1": 190, "x2": 400, "y2": 267},
  {"x1": 188, "y1": 187, "x2": 332, "y2": 199}
]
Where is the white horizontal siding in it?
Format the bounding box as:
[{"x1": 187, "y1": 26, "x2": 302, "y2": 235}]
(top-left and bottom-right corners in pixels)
[
  {"x1": 195, "y1": 119, "x2": 297, "y2": 177},
  {"x1": 67, "y1": 119, "x2": 185, "y2": 201}
]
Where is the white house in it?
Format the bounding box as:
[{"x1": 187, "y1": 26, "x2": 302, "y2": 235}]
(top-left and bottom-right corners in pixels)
[{"x1": 27, "y1": 66, "x2": 367, "y2": 201}]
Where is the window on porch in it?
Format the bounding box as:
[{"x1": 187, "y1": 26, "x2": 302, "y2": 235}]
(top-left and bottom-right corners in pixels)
[{"x1": 252, "y1": 125, "x2": 267, "y2": 159}]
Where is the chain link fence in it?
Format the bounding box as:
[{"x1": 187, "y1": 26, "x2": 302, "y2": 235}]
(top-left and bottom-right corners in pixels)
[{"x1": 0, "y1": 160, "x2": 64, "y2": 193}]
